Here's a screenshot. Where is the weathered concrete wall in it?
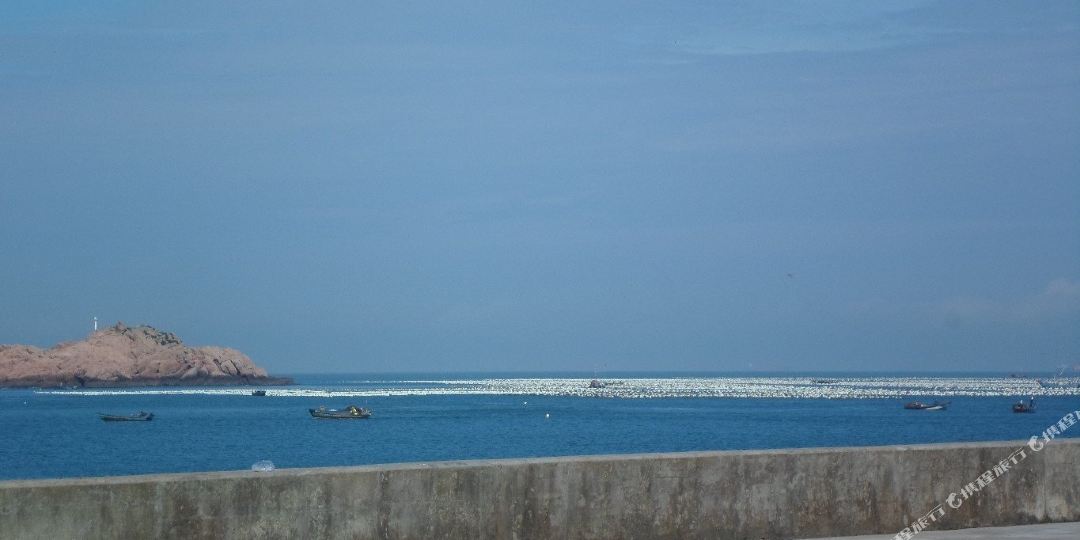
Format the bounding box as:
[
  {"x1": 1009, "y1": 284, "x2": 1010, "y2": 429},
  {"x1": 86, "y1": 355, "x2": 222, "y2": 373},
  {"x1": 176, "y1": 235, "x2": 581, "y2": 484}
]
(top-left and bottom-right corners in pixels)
[{"x1": 1, "y1": 439, "x2": 1078, "y2": 539}]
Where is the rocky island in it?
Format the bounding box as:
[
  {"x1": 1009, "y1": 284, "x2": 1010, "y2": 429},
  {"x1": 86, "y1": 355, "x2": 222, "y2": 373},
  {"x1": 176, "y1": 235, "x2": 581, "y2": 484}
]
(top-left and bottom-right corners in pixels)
[{"x1": 0, "y1": 323, "x2": 292, "y2": 388}]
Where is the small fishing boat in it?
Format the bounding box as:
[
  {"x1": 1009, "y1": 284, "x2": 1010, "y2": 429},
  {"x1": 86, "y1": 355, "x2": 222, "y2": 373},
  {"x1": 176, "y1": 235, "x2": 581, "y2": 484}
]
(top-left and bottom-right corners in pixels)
[
  {"x1": 1013, "y1": 398, "x2": 1036, "y2": 413},
  {"x1": 588, "y1": 379, "x2": 606, "y2": 389},
  {"x1": 251, "y1": 390, "x2": 267, "y2": 396},
  {"x1": 1037, "y1": 366, "x2": 1072, "y2": 389},
  {"x1": 99, "y1": 411, "x2": 153, "y2": 422},
  {"x1": 309, "y1": 405, "x2": 371, "y2": 419},
  {"x1": 904, "y1": 401, "x2": 949, "y2": 411}
]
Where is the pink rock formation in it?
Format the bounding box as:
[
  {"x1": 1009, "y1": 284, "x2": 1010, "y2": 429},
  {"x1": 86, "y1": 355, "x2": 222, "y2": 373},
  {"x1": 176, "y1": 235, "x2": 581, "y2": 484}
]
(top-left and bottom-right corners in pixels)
[{"x1": 0, "y1": 323, "x2": 291, "y2": 388}]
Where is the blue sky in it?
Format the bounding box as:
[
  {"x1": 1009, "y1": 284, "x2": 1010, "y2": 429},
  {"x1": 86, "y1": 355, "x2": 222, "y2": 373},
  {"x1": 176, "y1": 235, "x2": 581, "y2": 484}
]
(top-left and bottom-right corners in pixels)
[{"x1": 1, "y1": 1, "x2": 1077, "y2": 373}]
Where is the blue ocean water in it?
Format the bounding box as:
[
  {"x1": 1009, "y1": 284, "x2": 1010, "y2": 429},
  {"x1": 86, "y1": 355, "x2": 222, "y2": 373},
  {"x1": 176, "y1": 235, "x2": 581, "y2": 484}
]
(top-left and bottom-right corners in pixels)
[{"x1": 2, "y1": 372, "x2": 1077, "y2": 481}]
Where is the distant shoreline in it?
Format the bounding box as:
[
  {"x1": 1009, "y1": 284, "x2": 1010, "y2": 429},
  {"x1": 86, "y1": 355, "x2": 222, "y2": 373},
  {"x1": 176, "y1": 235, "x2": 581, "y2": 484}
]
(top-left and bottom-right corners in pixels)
[
  {"x1": 0, "y1": 375, "x2": 294, "y2": 390},
  {"x1": 273, "y1": 369, "x2": 1070, "y2": 378}
]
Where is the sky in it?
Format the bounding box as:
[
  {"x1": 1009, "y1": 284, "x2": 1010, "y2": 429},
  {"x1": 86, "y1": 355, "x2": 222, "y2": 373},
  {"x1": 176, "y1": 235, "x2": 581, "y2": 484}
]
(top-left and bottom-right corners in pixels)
[{"x1": 1, "y1": 1, "x2": 1077, "y2": 374}]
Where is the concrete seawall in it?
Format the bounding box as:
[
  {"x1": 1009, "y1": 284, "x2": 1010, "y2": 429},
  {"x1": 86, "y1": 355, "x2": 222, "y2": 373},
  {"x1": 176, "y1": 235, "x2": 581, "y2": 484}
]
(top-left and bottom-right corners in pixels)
[{"x1": 2, "y1": 439, "x2": 1078, "y2": 539}]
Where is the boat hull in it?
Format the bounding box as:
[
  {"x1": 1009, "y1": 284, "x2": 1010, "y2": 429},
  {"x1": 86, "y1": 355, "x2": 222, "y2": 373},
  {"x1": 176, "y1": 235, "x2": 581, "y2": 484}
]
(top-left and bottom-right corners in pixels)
[
  {"x1": 99, "y1": 413, "x2": 153, "y2": 422},
  {"x1": 309, "y1": 407, "x2": 371, "y2": 419}
]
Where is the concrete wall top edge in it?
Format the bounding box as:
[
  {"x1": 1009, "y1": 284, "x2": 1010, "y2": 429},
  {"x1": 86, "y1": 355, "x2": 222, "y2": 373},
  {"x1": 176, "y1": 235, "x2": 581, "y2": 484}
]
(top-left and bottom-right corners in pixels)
[{"x1": 3, "y1": 437, "x2": 1076, "y2": 490}]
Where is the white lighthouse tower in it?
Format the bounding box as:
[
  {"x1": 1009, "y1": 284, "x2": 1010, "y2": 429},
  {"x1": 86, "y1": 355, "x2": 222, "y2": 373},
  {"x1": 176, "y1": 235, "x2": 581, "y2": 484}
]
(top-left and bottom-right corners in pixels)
[{"x1": 92, "y1": 316, "x2": 98, "y2": 332}]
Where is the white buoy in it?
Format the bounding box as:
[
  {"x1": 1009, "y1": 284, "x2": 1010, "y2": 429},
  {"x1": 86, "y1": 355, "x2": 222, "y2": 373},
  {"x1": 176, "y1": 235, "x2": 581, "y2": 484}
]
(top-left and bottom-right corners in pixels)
[{"x1": 545, "y1": 413, "x2": 550, "y2": 419}]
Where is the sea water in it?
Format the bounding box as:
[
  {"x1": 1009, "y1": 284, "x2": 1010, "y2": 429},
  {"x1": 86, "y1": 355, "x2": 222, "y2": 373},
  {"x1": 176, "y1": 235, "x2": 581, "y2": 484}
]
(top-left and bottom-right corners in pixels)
[{"x1": 2, "y1": 372, "x2": 1077, "y2": 481}]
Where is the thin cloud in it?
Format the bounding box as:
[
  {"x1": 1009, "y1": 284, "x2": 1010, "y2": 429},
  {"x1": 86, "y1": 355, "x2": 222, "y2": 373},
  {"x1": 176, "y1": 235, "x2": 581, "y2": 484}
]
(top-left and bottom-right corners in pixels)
[
  {"x1": 938, "y1": 278, "x2": 1080, "y2": 324},
  {"x1": 1016, "y1": 278, "x2": 1080, "y2": 320}
]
